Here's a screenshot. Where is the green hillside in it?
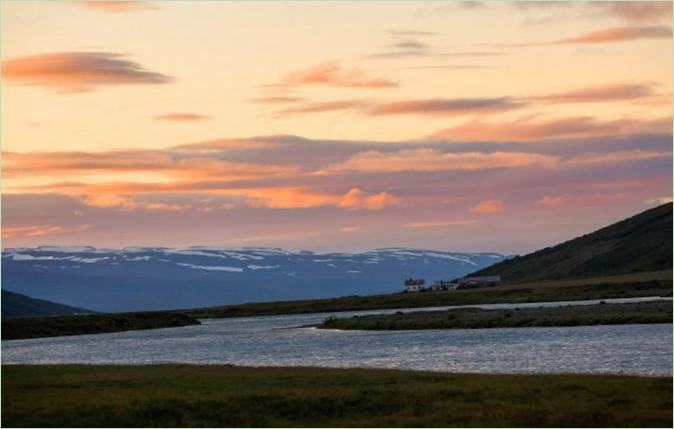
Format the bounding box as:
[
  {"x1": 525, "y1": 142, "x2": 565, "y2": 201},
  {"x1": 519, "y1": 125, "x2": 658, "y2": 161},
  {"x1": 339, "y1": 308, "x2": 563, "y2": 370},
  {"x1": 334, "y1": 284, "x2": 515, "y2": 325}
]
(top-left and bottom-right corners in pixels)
[
  {"x1": 469, "y1": 203, "x2": 672, "y2": 283},
  {"x1": 2, "y1": 289, "x2": 94, "y2": 319}
]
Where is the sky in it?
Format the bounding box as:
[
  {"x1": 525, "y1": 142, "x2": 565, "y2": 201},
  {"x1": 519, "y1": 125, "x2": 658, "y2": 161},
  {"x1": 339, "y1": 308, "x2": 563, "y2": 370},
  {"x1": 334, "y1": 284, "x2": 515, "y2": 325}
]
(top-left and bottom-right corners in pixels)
[{"x1": 1, "y1": 0, "x2": 672, "y2": 254}]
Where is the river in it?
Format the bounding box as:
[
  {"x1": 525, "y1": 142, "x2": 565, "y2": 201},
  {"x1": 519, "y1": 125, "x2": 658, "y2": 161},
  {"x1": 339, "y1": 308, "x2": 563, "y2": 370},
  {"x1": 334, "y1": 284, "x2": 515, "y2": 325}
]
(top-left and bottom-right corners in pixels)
[{"x1": 2, "y1": 297, "x2": 671, "y2": 375}]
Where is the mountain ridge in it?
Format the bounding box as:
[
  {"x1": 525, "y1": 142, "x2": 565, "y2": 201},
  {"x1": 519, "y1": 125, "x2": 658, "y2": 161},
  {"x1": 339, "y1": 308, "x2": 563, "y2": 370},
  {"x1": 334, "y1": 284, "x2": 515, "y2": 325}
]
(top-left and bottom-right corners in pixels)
[
  {"x1": 467, "y1": 203, "x2": 672, "y2": 283},
  {"x1": 2, "y1": 247, "x2": 505, "y2": 312}
]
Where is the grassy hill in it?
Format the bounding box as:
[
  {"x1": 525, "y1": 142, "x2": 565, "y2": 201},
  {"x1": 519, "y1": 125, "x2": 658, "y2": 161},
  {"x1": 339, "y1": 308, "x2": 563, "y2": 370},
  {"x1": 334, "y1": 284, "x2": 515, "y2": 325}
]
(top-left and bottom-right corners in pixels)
[
  {"x1": 2, "y1": 289, "x2": 94, "y2": 319},
  {"x1": 468, "y1": 203, "x2": 672, "y2": 283}
]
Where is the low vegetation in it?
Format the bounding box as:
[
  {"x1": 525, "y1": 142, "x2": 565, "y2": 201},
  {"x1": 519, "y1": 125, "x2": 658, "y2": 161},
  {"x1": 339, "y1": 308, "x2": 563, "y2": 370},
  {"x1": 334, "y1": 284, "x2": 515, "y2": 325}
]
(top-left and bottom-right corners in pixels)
[
  {"x1": 318, "y1": 300, "x2": 673, "y2": 331},
  {"x1": 2, "y1": 312, "x2": 200, "y2": 340},
  {"x1": 2, "y1": 365, "x2": 671, "y2": 427},
  {"x1": 470, "y1": 202, "x2": 672, "y2": 283},
  {"x1": 184, "y1": 270, "x2": 672, "y2": 318}
]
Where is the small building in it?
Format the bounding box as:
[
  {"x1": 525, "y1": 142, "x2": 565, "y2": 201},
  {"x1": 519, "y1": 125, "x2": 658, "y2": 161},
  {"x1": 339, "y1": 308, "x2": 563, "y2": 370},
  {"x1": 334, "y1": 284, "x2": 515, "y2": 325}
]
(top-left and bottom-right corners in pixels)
[
  {"x1": 457, "y1": 275, "x2": 501, "y2": 288},
  {"x1": 404, "y1": 278, "x2": 425, "y2": 292},
  {"x1": 430, "y1": 280, "x2": 456, "y2": 291}
]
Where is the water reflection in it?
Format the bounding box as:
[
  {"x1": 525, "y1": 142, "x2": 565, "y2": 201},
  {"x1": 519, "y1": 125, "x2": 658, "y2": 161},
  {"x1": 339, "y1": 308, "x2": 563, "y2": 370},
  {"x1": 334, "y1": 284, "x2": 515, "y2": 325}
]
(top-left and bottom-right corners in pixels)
[{"x1": 2, "y1": 297, "x2": 672, "y2": 375}]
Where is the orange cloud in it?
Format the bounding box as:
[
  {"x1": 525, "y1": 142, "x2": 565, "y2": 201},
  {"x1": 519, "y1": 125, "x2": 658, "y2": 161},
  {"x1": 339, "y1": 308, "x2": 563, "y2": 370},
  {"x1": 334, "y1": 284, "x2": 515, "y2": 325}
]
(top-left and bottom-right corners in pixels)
[
  {"x1": 275, "y1": 99, "x2": 371, "y2": 116},
  {"x1": 469, "y1": 199, "x2": 505, "y2": 214},
  {"x1": 560, "y1": 26, "x2": 672, "y2": 44},
  {"x1": 404, "y1": 220, "x2": 476, "y2": 228},
  {"x1": 537, "y1": 192, "x2": 628, "y2": 208},
  {"x1": 532, "y1": 83, "x2": 657, "y2": 103},
  {"x1": 245, "y1": 187, "x2": 403, "y2": 210},
  {"x1": 340, "y1": 188, "x2": 403, "y2": 210},
  {"x1": 2, "y1": 224, "x2": 90, "y2": 239},
  {"x1": 153, "y1": 113, "x2": 212, "y2": 121},
  {"x1": 264, "y1": 83, "x2": 664, "y2": 118},
  {"x1": 369, "y1": 97, "x2": 523, "y2": 117},
  {"x1": 2, "y1": 52, "x2": 172, "y2": 93},
  {"x1": 318, "y1": 149, "x2": 557, "y2": 174},
  {"x1": 74, "y1": 1, "x2": 156, "y2": 13},
  {"x1": 252, "y1": 96, "x2": 305, "y2": 104},
  {"x1": 2, "y1": 149, "x2": 295, "y2": 181},
  {"x1": 431, "y1": 115, "x2": 672, "y2": 142},
  {"x1": 281, "y1": 61, "x2": 397, "y2": 89},
  {"x1": 80, "y1": 194, "x2": 190, "y2": 211},
  {"x1": 536, "y1": 194, "x2": 574, "y2": 207},
  {"x1": 174, "y1": 138, "x2": 278, "y2": 152}
]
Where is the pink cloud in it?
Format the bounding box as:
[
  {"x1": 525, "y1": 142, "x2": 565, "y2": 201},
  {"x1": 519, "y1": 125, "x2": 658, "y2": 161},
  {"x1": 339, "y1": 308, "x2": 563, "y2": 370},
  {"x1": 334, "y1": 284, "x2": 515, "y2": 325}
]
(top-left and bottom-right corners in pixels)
[
  {"x1": 281, "y1": 61, "x2": 398, "y2": 89},
  {"x1": 566, "y1": 150, "x2": 671, "y2": 166},
  {"x1": 369, "y1": 97, "x2": 523, "y2": 117},
  {"x1": 2, "y1": 51, "x2": 172, "y2": 93},
  {"x1": 404, "y1": 220, "x2": 476, "y2": 228},
  {"x1": 469, "y1": 199, "x2": 505, "y2": 214},
  {"x1": 560, "y1": 25, "x2": 672, "y2": 44},
  {"x1": 153, "y1": 113, "x2": 212, "y2": 122},
  {"x1": 537, "y1": 192, "x2": 629, "y2": 208},
  {"x1": 74, "y1": 1, "x2": 156, "y2": 13},
  {"x1": 252, "y1": 96, "x2": 305, "y2": 104},
  {"x1": 532, "y1": 83, "x2": 657, "y2": 103},
  {"x1": 275, "y1": 99, "x2": 371, "y2": 116},
  {"x1": 319, "y1": 149, "x2": 557, "y2": 174},
  {"x1": 431, "y1": 115, "x2": 672, "y2": 142},
  {"x1": 2, "y1": 224, "x2": 91, "y2": 239}
]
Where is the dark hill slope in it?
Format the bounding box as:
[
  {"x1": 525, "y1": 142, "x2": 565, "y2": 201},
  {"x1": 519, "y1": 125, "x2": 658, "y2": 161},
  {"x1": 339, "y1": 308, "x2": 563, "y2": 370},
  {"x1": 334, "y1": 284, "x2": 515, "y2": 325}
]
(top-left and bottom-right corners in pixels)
[
  {"x1": 469, "y1": 203, "x2": 672, "y2": 283},
  {"x1": 2, "y1": 289, "x2": 94, "y2": 319}
]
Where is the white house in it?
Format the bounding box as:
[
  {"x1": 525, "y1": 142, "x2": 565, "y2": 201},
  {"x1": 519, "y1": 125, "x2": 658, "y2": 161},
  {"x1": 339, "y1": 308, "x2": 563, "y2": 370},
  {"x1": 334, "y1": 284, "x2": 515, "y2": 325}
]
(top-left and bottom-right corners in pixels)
[{"x1": 404, "y1": 278, "x2": 425, "y2": 292}]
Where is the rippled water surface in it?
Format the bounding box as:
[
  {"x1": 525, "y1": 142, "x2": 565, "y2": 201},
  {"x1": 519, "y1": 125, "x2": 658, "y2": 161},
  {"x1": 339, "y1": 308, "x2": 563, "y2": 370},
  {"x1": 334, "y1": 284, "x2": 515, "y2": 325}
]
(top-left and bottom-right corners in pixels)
[{"x1": 3, "y1": 297, "x2": 672, "y2": 375}]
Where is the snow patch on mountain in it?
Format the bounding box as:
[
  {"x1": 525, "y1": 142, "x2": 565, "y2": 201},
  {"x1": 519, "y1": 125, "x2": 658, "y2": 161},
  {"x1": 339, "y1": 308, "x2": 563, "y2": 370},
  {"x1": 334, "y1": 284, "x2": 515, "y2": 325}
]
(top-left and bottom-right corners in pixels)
[
  {"x1": 247, "y1": 264, "x2": 280, "y2": 271},
  {"x1": 176, "y1": 263, "x2": 243, "y2": 272}
]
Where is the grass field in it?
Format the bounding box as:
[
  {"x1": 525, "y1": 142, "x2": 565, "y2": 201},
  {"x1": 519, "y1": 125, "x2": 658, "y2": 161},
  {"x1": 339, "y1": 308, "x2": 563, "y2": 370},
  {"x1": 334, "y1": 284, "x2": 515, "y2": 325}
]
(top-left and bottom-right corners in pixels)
[
  {"x1": 2, "y1": 365, "x2": 671, "y2": 427},
  {"x1": 319, "y1": 300, "x2": 673, "y2": 330},
  {"x1": 2, "y1": 312, "x2": 200, "y2": 340},
  {"x1": 185, "y1": 270, "x2": 672, "y2": 318}
]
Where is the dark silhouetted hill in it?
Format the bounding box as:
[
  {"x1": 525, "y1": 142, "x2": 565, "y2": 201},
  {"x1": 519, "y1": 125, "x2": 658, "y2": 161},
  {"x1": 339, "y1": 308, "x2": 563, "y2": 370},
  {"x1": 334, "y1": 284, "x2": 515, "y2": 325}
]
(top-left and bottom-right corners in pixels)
[
  {"x1": 468, "y1": 203, "x2": 672, "y2": 283},
  {"x1": 2, "y1": 289, "x2": 94, "y2": 318}
]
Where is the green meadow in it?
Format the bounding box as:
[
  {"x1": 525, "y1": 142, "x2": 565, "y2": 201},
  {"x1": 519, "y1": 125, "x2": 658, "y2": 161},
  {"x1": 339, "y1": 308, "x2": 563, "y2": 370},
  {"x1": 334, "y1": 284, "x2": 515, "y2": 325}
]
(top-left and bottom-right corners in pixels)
[{"x1": 2, "y1": 365, "x2": 672, "y2": 427}]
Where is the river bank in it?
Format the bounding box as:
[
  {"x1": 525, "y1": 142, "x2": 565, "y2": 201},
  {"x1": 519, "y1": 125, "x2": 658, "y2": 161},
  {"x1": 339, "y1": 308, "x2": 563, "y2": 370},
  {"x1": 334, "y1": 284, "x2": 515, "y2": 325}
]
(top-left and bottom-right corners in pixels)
[
  {"x1": 317, "y1": 300, "x2": 673, "y2": 331},
  {"x1": 2, "y1": 312, "x2": 200, "y2": 340}
]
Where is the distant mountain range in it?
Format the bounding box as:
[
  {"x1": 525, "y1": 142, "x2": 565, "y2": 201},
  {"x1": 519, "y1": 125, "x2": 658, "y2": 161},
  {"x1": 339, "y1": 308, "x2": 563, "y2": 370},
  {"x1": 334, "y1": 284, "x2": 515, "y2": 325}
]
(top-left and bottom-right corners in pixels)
[
  {"x1": 2, "y1": 290, "x2": 93, "y2": 319},
  {"x1": 1, "y1": 247, "x2": 505, "y2": 312},
  {"x1": 469, "y1": 203, "x2": 672, "y2": 283}
]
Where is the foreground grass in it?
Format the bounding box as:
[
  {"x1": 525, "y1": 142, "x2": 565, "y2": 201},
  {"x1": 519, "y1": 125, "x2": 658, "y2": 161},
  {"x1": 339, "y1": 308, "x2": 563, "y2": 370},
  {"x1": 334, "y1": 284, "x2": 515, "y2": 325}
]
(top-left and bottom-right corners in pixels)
[
  {"x1": 319, "y1": 300, "x2": 673, "y2": 330},
  {"x1": 2, "y1": 312, "x2": 200, "y2": 340},
  {"x1": 2, "y1": 365, "x2": 671, "y2": 427},
  {"x1": 185, "y1": 270, "x2": 672, "y2": 318}
]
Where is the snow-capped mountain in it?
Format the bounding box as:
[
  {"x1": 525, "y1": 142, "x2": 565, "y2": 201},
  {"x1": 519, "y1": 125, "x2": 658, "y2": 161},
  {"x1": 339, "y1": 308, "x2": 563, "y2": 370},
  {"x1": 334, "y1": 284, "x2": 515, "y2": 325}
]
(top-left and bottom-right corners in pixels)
[{"x1": 1, "y1": 246, "x2": 505, "y2": 312}]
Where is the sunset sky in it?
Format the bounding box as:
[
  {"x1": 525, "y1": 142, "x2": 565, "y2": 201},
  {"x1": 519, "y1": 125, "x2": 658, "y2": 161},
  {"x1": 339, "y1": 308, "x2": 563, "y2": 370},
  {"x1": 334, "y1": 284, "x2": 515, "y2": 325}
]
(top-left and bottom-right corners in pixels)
[{"x1": 2, "y1": 1, "x2": 672, "y2": 253}]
